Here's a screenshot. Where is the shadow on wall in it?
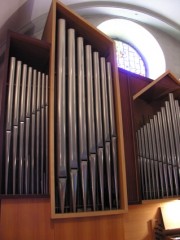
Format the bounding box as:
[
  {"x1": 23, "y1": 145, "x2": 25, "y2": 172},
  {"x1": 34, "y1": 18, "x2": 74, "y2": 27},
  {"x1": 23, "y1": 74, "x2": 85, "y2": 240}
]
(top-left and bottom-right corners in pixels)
[
  {"x1": 0, "y1": 0, "x2": 35, "y2": 48},
  {"x1": 0, "y1": 0, "x2": 35, "y2": 79}
]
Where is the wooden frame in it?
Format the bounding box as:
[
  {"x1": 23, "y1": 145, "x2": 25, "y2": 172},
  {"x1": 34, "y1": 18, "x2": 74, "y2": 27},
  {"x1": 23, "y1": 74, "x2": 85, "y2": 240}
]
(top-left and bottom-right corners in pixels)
[
  {"x1": 42, "y1": 0, "x2": 128, "y2": 218},
  {"x1": 133, "y1": 70, "x2": 180, "y2": 130},
  {"x1": 118, "y1": 68, "x2": 153, "y2": 204},
  {"x1": 118, "y1": 69, "x2": 180, "y2": 204},
  {"x1": 132, "y1": 70, "x2": 180, "y2": 201}
]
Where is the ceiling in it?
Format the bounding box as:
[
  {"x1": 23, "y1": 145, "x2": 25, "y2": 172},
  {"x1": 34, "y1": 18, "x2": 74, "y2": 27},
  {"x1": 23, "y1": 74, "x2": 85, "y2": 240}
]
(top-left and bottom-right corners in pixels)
[
  {"x1": 0, "y1": 0, "x2": 180, "y2": 45},
  {"x1": 64, "y1": 0, "x2": 180, "y2": 40}
]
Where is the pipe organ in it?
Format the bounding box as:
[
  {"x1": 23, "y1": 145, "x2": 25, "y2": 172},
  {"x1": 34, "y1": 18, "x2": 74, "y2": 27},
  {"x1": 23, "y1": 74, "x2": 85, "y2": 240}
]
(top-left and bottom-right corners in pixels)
[
  {"x1": 1, "y1": 0, "x2": 180, "y2": 222},
  {"x1": 3, "y1": 57, "x2": 49, "y2": 195},
  {"x1": 42, "y1": 0, "x2": 128, "y2": 218},
  {"x1": 0, "y1": 1, "x2": 128, "y2": 219},
  {"x1": 0, "y1": 31, "x2": 50, "y2": 196},
  {"x1": 55, "y1": 17, "x2": 120, "y2": 214},
  {"x1": 136, "y1": 93, "x2": 180, "y2": 200}
]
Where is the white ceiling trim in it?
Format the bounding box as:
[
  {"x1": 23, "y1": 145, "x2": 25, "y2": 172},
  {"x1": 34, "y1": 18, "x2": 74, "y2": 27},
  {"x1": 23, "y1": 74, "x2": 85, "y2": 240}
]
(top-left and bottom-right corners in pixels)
[
  {"x1": 66, "y1": 1, "x2": 180, "y2": 41},
  {"x1": 68, "y1": 1, "x2": 180, "y2": 30}
]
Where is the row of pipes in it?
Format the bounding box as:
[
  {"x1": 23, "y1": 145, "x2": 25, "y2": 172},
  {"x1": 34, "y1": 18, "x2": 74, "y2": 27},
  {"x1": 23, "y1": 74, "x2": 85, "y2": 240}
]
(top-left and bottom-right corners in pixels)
[
  {"x1": 136, "y1": 93, "x2": 180, "y2": 200},
  {"x1": 55, "y1": 18, "x2": 119, "y2": 213},
  {"x1": 3, "y1": 57, "x2": 49, "y2": 195}
]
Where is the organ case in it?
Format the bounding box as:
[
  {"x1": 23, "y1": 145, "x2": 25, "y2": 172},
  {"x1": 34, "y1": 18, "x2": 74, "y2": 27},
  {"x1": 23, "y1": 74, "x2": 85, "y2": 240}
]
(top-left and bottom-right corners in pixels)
[
  {"x1": 133, "y1": 71, "x2": 180, "y2": 201},
  {"x1": 0, "y1": 31, "x2": 50, "y2": 197},
  {"x1": 42, "y1": 0, "x2": 128, "y2": 218}
]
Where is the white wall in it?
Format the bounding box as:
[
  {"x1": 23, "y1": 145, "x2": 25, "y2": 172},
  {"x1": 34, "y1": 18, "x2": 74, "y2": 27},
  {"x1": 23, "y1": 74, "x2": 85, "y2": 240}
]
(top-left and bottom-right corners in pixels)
[
  {"x1": 84, "y1": 15, "x2": 180, "y2": 80},
  {"x1": 144, "y1": 24, "x2": 180, "y2": 80},
  {"x1": 1, "y1": 3, "x2": 180, "y2": 80}
]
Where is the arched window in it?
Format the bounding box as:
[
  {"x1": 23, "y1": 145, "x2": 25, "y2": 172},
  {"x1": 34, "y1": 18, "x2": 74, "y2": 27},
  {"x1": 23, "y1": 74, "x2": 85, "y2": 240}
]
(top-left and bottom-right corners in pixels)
[
  {"x1": 115, "y1": 39, "x2": 146, "y2": 76},
  {"x1": 97, "y1": 19, "x2": 166, "y2": 79}
]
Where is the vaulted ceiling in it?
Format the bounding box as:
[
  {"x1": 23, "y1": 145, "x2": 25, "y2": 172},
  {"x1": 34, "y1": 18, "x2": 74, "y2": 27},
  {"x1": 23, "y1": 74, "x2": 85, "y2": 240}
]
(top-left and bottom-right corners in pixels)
[{"x1": 1, "y1": 0, "x2": 180, "y2": 44}]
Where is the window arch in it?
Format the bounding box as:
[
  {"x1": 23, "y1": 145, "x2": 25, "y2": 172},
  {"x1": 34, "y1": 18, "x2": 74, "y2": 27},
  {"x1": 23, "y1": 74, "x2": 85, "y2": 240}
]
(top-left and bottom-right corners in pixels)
[
  {"x1": 114, "y1": 39, "x2": 146, "y2": 76},
  {"x1": 97, "y1": 19, "x2": 166, "y2": 79}
]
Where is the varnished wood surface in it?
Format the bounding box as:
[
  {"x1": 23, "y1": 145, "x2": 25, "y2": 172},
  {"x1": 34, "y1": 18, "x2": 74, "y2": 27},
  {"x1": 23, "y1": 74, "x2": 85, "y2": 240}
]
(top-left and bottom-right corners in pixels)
[
  {"x1": 133, "y1": 70, "x2": 180, "y2": 130},
  {"x1": 0, "y1": 198, "x2": 54, "y2": 240},
  {"x1": 133, "y1": 70, "x2": 180, "y2": 101},
  {"x1": 118, "y1": 68, "x2": 153, "y2": 204},
  {"x1": 1, "y1": 198, "x2": 177, "y2": 240},
  {"x1": 0, "y1": 198, "x2": 124, "y2": 240},
  {"x1": 119, "y1": 69, "x2": 141, "y2": 204}
]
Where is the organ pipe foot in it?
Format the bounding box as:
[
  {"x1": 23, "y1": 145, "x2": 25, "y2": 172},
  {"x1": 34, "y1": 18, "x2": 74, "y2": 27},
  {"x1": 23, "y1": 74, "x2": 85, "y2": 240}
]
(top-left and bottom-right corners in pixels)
[
  {"x1": 89, "y1": 154, "x2": 96, "y2": 211},
  {"x1": 81, "y1": 161, "x2": 88, "y2": 211},
  {"x1": 105, "y1": 142, "x2": 112, "y2": 209},
  {"x1": 97, "y1": 148, "x2": 104, "y2": 210},
  {"x1": 58, "y1": 178, "x2": 67, "y2": 213},
  {"x1": 70, "y1": 169, "x2": 78, "y2": 212}
]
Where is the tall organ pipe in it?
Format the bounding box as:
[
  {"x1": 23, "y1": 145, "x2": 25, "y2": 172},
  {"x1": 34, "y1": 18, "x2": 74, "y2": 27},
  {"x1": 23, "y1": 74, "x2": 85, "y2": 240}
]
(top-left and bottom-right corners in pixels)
[
  {"x1": 107, "y1": 62, "x2": 119, "y2": 207},
  {"x1": 77, "y1": 37, "x2": 88, "y2": 211},
  {"x1": 19, "y1": 64, "x2": 27, "y2": 194},
  {"x1": 68, "y1": 28, "x2": 78, "y2": 212},
  {"x1": 77, "y1": 37, "x2": 87, "y2": 160},
  {"x1": 100, "y1": 57, "x2": 110, "y2": 142},
  {"x1": 161, "y1": 107, "x2": 174, "y2": 195},
  {"x1": 31, "y1": 69, "x2": 37, "y2": 194},
  {"x1": 56, "y1": 18, "x2": 67, "y2": 213},
  {"x1": 35, "y1": 71, "x2": 41, "y2": 194},
  {"x1": 93, "y1": 52, "x2": 103, "y2": 147},
  {"x1": 106, "y1": 62, "x2": 116, "y2": 137},
  {"x1": 25, "y1": 67, "x2": 32, "y2": 194},
  {"x1": 45, "y1": 74, "x2": 49, "y2": 194},
  {"x1": 85, "y1": 45, "x2": 96, "y2": 153},
  {"x1": 93, "y1": 52, "x2": 104, "y2": 209},
  {"x1": 12, "y1": 60, "x2": 22, "y2": 194},
  {"x1": 40, "y1": 73, "x2": 45, "y2": 193},
  {"x1": 5, "y1": 57, "x2": 16, "y2": 194}
]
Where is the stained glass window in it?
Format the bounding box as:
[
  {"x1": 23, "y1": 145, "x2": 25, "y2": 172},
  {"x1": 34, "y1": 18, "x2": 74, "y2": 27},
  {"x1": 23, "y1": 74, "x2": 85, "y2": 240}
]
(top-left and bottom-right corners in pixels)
[{"x1": 115, "y1": 40, "x2": 146, "y2": 77}]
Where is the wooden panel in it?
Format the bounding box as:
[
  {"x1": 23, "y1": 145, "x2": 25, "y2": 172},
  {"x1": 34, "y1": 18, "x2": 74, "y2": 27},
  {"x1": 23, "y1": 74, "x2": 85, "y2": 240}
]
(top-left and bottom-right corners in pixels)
[
  {"x1": 118, "y1": 69, "x2": 140, "y2": 204},
  {"x1": 118, "y1": 68, "x2": 152, "y2": 204},
  {"x1": 1, "y1": 196, "x2": 178, "y2": 240},
  {"x1": 0, "y1": 198, "x2": 54, "y2": 240},
  {"x1": 133, "y1": 71, "x2": 180, "y2": 101},
  {"x1": 123, "y1": 201, "x2": 167, "y2": 240},
  {"x1": 54, "y1": 214, "x2": 124, "y2": 240},
  {"x1": 54, "y1": 217, "x2": 98, "y2": 240},
  {"x1": 96, "y1": 215, "x2": 124, "y2": 240},
  {"x1": 133, "y1": 70, "x2": 180, "y2": 130}
]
